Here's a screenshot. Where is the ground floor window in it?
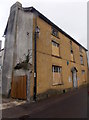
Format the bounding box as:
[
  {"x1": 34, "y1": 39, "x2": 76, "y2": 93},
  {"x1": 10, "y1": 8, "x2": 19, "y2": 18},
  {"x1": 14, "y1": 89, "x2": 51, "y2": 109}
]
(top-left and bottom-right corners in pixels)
[
  {"x1": 52, "y1": 65, "x2": 62, "y2": 85},
  {"x1": 82, "y1": 70, "x2": 86, "y2": 82}
]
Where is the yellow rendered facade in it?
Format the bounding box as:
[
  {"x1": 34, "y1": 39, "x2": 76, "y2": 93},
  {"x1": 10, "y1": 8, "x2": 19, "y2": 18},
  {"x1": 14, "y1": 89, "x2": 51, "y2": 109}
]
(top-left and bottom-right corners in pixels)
[{"x1": 30, "y1": 16, "x2": 88, "y2": 97}]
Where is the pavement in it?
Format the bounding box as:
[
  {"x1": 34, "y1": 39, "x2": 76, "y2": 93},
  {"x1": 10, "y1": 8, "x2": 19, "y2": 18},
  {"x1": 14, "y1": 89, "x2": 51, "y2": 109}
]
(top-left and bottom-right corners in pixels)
[
  {"x1": 1, "y1": 85, "x2": 89, "y2": 119},
  {"x1": 0, "y1": 98, "x2": 26, "y2": 110}
]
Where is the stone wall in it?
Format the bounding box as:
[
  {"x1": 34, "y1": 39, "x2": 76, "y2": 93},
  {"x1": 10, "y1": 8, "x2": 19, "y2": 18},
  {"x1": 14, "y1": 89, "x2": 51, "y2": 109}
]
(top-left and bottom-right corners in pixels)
[
  {"x1": 2, "y1": 2, "x2": 33, "y2": 98},
  {"x1": 0, "y1": 49, "x2": 4, "y2": 94}
]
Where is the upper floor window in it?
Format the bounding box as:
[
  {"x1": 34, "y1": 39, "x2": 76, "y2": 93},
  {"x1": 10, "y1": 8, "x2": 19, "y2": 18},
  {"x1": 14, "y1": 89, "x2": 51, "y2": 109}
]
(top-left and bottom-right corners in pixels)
[
  {"x1": 82, "y1": 70, "x2": 85, "y2": 75},
  {"x1": 71, "y1": 52, "x2": 75, "y2": 62},
  {"x1": 79, "y1": 46, "x2": 82, "y2": 53},
  {"x1": 52, "y1": 27, "x2": 58, "y2": 37},
  {"x1": 70, "y1": 41, "x2": 74, "y2": 61},
  {"x1": 70, "y1": 41, "x2": 73, "y2": 53},
  {"x1": 52, "y1": 41, "x2": 59, "y2": 47},
  {"x1": 52, "y1": 41, "x2": 60, "y2": 57},
  {"x1": 80, "y1": 55, "x2": 83, "y2": 65}
]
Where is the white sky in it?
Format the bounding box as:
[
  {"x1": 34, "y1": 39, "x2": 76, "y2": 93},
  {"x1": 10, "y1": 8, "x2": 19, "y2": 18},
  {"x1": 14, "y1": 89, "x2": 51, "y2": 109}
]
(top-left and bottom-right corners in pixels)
[{"x1": 0, "y1": 0, "x2": 88, "y2": 49}]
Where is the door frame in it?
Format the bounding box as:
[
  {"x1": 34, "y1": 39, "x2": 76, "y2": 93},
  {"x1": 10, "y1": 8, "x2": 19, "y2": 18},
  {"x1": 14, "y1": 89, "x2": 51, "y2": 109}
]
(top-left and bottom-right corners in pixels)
[{"x1": 71, "y1": 67, "x2": 78, "y2": 88}]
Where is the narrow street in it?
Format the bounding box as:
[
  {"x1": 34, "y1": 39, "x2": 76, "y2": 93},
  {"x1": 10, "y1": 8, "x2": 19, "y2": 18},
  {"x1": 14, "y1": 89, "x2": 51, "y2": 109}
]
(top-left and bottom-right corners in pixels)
[{"x1": 2, "y1": 85, "x2": 89, "y2": 119}]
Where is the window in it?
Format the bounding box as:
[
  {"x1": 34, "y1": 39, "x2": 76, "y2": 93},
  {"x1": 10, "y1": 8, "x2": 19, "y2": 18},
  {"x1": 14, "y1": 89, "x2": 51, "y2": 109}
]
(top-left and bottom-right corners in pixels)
[
  {"x1": 52, "y1": 27, "x2": 58, "y2": 37},
  {"x1": 70, "y1": 41, "x2": 73, "y2": 53},
  {"x1": 71, "y1": 52, "x2": 74, "y2": 62},
  {"x1": 52, "y1": 65, "x2": 62, "y2": 85},
  {"x1": 79, "y1": 46, "x2": 82, "y2": 53},
  {"x1": 82, "y1": 70, "x2": 85, "y2": 75},
  {"x1": 52, "y1": 66, "x2": 61, "y2": 72},
  {"x1": 52, "y1": 41, "x2": 60, "y2": 57},
  {"x1": 82, "y1": 70, "x2": 86, "y2": 82},
  {"x1": 70, "y1": 41, "x2": 74, "y2": 61},
  {"x1": 80, "y1": 55, "x2": 83, "y2": 65},
  {"x1": 52, "y1": 41, "x2": 59, "y2": 47}
]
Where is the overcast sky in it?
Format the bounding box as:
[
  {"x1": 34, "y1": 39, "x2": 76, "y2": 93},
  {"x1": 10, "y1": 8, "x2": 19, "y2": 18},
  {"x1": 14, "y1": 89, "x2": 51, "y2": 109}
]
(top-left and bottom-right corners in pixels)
[{"x1": 0, "y1": 0, "x2": 88, "y2": 49}]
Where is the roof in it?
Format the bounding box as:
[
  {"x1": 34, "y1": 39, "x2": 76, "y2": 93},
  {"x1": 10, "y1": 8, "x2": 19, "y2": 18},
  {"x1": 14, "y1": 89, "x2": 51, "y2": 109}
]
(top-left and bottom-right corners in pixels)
[
  {"x1": 23, "y1": 7, "x2": 88, "y2": 51},
  {"x1": 4, "y1": 6, "x2": 88, "y2": 51}
]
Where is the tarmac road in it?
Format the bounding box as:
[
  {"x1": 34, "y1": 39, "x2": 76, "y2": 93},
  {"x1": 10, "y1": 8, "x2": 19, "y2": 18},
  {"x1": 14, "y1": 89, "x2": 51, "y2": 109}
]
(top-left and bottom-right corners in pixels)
[{"x1": 2, "y1": 85, "x2": 89, "y2": 119}]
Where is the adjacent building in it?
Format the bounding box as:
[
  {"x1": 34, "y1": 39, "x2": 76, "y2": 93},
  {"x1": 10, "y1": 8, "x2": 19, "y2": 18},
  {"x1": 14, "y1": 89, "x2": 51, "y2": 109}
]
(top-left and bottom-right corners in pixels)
[
  {"x1": 2, "y1": 2, "x2": 88, "y2": 101},
  {"x1": 0, "y1": 40, "x2": 4, "y2": 94}
]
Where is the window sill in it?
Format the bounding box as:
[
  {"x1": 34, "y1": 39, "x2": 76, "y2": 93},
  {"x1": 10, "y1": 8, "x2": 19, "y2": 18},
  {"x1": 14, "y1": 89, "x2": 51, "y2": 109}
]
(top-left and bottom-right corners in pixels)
[
  {"x1": 81, "y1": 63, "x2": 84, "y2": 66},
  {"x1": 70, "y1": 60, "x2": 75, "y2": 63},
  {"x1": 52, "y1": 83, "x2": 64, "y2": 86},
  {"x1": 52, "y1": 55, "x2": 62, "y2": 59}
]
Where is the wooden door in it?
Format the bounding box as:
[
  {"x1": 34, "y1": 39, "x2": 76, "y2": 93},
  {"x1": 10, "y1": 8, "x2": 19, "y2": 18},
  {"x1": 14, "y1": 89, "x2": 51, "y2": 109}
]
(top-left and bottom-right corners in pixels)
[{"x1": 11, "y1": 75, "x2": 27, "y2": 100}]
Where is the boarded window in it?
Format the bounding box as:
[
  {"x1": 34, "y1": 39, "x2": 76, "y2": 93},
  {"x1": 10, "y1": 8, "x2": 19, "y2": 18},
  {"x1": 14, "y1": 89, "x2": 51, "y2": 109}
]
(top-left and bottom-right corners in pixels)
[
  {"x1": 71, "y1": 52, "x2": 74, "y2": 61},
  {"x1": 52, "y1": 41, "x2": 60, "y2": 57},
  {"x1": 52, "y1": 65, "x2": 62, "y2": 85},
  {"x1": 70, "y1": 41, "x2": 74, "y2": 61}
]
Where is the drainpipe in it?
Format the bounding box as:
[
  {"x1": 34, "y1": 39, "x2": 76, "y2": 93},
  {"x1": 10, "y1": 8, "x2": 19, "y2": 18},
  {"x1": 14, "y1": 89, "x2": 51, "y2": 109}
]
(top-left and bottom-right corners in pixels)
[
  {"x1": 34, "y1": 28, "x2": 37, "y2": 101},
  {"x1": 33, "y1": 16, "x2": 40, "y2": 101}
]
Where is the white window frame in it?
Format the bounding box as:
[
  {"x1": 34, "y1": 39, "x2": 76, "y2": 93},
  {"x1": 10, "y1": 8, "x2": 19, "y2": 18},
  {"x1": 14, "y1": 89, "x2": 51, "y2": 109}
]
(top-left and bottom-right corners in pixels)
[
  {"x1": 52, "y1": 66, "x2": 61, "y2": 73},
  {"x1": 52, "y1": 65, "x2": 62, "y2": 85}
]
